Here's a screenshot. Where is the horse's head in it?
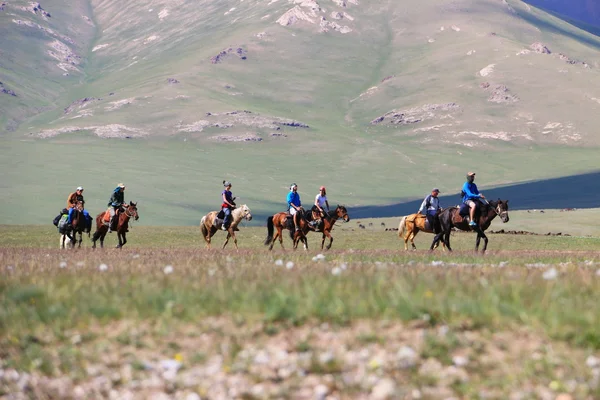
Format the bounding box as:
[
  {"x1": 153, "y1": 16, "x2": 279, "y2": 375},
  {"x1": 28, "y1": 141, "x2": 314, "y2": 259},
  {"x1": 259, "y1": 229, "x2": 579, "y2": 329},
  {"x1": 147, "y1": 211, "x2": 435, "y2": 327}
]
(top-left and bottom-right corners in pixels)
[
  {"x1": 127, "y1": 201, "x2": 139, "y2": 221},
  {"x1": 336, "y1": 205, "x2": 350, "y2": 222},
  {"x1": 240, "y1": 204, "x2": 252, "y2": 221},
  {"x1": 495, "y1": 199, "x2": 509, "y2": 223}
]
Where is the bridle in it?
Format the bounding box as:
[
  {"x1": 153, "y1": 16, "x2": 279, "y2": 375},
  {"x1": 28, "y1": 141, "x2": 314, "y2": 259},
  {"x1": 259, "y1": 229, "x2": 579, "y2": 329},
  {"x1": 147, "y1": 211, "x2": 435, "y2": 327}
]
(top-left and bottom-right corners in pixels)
[{"x1": 125, "y1": 206, "x2": 138, "y2": 218}]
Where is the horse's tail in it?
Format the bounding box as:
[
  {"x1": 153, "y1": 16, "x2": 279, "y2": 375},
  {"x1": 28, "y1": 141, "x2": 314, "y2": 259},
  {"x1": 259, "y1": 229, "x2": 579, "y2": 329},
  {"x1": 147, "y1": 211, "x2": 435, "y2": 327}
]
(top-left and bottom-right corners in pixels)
[
  {"x1": 264, "y1": 216, "x2": 274, "y2": 245},
  {"x1": 398, "y1": 216, "x2": 407, "y2": 238}
]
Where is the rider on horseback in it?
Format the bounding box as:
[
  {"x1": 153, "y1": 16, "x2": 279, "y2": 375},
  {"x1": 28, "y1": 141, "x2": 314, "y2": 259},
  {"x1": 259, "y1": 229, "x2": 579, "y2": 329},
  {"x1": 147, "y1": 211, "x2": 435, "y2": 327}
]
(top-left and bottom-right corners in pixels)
[
  {"x1": 221, "y1": 180, "x2": 236, "y2": 230},
  {"x1": 287, "y1": 183, "x2": 302, "y2": 231},
  {"x1": 108, "y1": 183, "x2": 126, "y2": 233},
  {"x1": 417, "y1": 188, "x2": 441, "y2": 232},
  {"x1": 462, "y1": 172, "x2": 485, "y2": 227},
  {"x1": 310, "y1": 186, "x2": 330, "y2": 229},
  {"x1": 67, "y1": 186, "x2": 85, "y2": 209}
]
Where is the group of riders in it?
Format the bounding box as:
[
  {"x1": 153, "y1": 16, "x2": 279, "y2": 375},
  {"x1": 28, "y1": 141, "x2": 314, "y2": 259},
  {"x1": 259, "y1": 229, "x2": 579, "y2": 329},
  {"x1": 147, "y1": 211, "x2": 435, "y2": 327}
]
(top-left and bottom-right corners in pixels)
[
  {"x1": 219, "y1": 181, "x2": 330, "y2": 232},
  {"x1": 417, "y1": 171, "x2": 485, "y2": 233},
  {"x1": 58, "y1": 183, "x2": 129, "y2": 233},
  {"x1": 59, "y1": 171, "x2": 484, "y2": 236}
]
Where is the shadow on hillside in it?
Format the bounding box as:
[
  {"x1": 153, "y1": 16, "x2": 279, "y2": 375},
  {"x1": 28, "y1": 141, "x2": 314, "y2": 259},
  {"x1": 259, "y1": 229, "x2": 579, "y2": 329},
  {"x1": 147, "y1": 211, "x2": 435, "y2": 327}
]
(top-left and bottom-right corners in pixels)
[
  {"x1": 517, "y1": 5, "x2": 600, "y2": 47},
  {"x1": 349, "y1": 171, "x2": 600, "y2": 219}
]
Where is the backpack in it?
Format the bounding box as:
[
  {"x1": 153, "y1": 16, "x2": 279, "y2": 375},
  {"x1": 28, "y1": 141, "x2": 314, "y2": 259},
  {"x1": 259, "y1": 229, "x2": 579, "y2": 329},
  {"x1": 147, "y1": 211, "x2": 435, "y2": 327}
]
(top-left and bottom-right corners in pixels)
[
  {"x1": 57, "y1": 215, "x2": 70, "y2": 233},
  {"x1": 53, "y1": 214, "x2": 61, "y2": 226}
]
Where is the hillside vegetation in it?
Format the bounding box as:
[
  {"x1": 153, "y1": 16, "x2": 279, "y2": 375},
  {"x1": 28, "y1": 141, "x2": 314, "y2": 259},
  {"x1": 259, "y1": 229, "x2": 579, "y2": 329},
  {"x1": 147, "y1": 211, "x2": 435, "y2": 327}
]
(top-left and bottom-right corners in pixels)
[{"x1": 1, "y1": 0, "x2": 600, "y2": 224}]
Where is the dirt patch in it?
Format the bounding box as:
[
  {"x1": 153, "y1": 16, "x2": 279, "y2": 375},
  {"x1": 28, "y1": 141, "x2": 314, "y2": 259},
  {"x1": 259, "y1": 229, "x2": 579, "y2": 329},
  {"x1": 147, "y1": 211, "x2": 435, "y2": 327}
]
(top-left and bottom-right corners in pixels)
[
  {"x1": 105, "y1": 98, "x2": 134, "y2": 112},
  {"x1": 179, "y1": 111, "x2": 308, "y2": 135},
  {"x1": 211, "y1": 133, "x2": 263, "y2": 142},
  {"x1": 371, "y1": 103, "x2": 460, "y2": 125},
  {"x1": 35, "y1": 124, "x2": 147, "y2": 139}
]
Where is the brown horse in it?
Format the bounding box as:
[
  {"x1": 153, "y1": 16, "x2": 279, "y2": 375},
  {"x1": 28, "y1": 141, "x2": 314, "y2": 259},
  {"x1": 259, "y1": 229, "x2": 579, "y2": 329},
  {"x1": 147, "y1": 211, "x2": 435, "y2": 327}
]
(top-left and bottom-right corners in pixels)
[
  {"x1": 398, "y1": 213, "x2": 445, "y2": 251},
  {"x1": 200, "y1": 204, "x2": 252, "y2": 249},
  {"x1": 91, "y1": 202, "x2": 139, "y2": 249},
  {"x1": 292, "y1": 205, "x2": 350, "y2": 250},
  {"x1": 432, "y1": 199, "x2": 509, "y2": 253},
  {"x1": 264, "y1": 210, "x2": 300, "y2": 251}
]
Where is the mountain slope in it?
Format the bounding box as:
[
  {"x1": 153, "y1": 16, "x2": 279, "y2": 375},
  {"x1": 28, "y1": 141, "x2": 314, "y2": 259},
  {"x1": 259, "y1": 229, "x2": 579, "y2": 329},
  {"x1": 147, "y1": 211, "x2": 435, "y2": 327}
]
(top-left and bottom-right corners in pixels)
[{"x1": 2, "y1": 0, "x2": 600, "y2": 225}]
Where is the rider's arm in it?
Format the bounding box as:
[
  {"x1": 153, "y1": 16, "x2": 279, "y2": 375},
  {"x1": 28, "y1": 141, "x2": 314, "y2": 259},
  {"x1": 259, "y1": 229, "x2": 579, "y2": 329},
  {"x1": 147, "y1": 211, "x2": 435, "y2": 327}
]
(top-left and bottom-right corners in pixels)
[
  {"x1": 417, "y1": 197, "x2": 427, "y2": 214},
  {"x1": 325, "y1": 200, "x2": 329, "y2": 211}
]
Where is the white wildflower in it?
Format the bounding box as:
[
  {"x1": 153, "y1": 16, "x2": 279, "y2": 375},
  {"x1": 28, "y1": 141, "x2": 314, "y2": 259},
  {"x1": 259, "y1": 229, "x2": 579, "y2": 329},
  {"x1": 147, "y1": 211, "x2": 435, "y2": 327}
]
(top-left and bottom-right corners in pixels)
[
  {"x1": 542, "y1": 267, "x2": 558, "y2": 280},
  {"x1": 596, "y1": 269, "x2": 600, "y2": 277},
  {"x1": 76, "y1": 261, "x2": 85, "y2": 267},
  {"x1": 314, "y1": 253, "x2": 326, "y2": 261},
  {"x1": 331, "y1": 267, "x2": 342, "y2": 275},
  {"x1": 98, "y1": 263, "x2": 108, "y2": 271},
  {"x1": 431, "y1": 260, "x2": 444, "y2": 267},
  {"x1": 340, "y1": 262, "x2": 348, "y2": 270},
  {"x1": 59, "y1": 261, "x2": 67, "y2": 268},
  {"x1": 132, "y1": 254, "x2": 140, "y2": 259},
  {"x1": 586, "y1": 355, "x2": 600, "y2": 368},
  {"x1": 275, "y1": 259, "x2": 284, "y2": 266},
  {"x1": 163, "y1": 265, "x2": 174, "y2": 275},
  {"x1": 498, "y1": 261, "x2": 508, "y2": 267},
  {"x1": 452, "y1": 355, "x2": 469, "y2": 367},
  {"x1": 285, "y1": 261, "x2": 294, "y2": 270}
]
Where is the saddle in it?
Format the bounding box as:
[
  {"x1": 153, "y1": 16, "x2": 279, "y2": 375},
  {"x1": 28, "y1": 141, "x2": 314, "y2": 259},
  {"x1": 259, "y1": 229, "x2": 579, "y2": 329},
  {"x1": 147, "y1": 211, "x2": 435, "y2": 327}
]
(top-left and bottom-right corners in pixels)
[{"x1": 102, "y1": 209, "x2": 111, "y2": 224}]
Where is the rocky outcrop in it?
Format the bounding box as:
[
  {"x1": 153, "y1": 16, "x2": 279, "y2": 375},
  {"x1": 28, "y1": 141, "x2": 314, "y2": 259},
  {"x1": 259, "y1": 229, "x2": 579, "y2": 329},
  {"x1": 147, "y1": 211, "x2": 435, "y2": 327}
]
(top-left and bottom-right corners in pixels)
[
  {"x1": 64, "y1": 97, "x2": 100, "y2": 114},
  {"x1": 166, "y1": 78, "x2": 179, "y2": 84},
  {"x1": 530, "y1": 42, "x2": 551, "y2": 54},
  {"x1": 371, "y1": 103, "x2": 460, "y2": 125},
  {"x1": 319, "y1": 17, "x2": 352, "y2": 33},
  {"x1": 179, "y1": 111, "x2": 309, "y2": 134},
  {"x1": 20, "y1": 2, "x2": 51, "y2": 18},
  {"x1": 276, "y1": 6, "x2": 316, "y2": 26},
  {"x1": 36, "y1": 124, "x2": 147, "y2": 139},
  {"x1": 480, "y1": 83, "x2": 519, "y2": 104},
  {"x1": 210, "y1": 47, "x2": 247, "y2": 64},
  {"x1": 0, "y1": 82, "x2": 17, "y2": 97},
  {"x1": 558, "y1": 53, "x2": 590, "y2": 67}
]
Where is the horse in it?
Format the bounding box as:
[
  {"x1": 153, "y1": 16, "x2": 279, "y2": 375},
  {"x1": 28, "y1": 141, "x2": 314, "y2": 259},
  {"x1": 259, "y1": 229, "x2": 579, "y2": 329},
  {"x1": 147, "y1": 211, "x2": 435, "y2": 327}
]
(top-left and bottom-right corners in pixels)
[
  {"x1": 264, "y1": 209, "x2": 308, "y2": 251},
  {"x1": 91, "y1": 202, "x2": 139, "y2": 249},
  {"x1": 431, "y1": 199, "x2": 509, "y2": 253},
  {"x1": 292, "y1": 205, "x2": 350, "y2": 250},
  {"x1": 398, "y1": 212, "x2": 446, "y2": 251},
  {"x1": 200, "y1": 204, "x2": 252, "y2": 249},
  {"x1": 60, "y1": 207, "x2": 88, "y2": 249}
]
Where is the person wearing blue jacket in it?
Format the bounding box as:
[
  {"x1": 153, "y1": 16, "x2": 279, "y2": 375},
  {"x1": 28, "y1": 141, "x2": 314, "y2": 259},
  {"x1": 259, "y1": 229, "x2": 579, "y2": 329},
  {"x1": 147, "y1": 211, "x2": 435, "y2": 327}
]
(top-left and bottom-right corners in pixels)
[
  {"x1": 287, "y1": 183, "x2": 302, "y2": 231},
  {"x1": 462, "y1": 172, "x2": 485, "y2": 227}
]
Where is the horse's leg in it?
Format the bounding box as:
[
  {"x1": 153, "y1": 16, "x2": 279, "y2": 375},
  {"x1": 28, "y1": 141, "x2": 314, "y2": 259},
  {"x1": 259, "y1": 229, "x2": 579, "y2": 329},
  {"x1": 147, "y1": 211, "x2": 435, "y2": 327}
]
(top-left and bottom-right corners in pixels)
[
  {"x1": 322, "y1": 230, "x2": 334, "y2": 250},
  {"x1": 480, "y1": 231, "x2": 489, "y2": 253},
  {"x1": 410, "y1": 230, "x2": 418, "y2": 250},
  {"x1": 121, "y1": 232, "x2": 127, "y2": 248},
  {"x1": 444, "y1": 230, "x2": 452, "y2": 252},
  {"x1": 222, "y1": 232, "x2": 231, "y2": 249}
]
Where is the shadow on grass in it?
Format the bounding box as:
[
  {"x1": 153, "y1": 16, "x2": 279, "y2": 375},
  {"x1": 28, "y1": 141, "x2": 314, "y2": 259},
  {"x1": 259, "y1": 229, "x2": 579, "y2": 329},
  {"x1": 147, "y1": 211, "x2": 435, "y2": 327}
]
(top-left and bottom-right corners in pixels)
[{"x1": 350, "y1": 171, "x2": 600, "y2": 219}]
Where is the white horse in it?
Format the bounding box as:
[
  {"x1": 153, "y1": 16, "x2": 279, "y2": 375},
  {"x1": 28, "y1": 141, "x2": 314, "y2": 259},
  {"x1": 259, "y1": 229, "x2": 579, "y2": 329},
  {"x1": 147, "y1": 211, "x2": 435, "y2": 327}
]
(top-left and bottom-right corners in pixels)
[{"x1": 200, "y1": 204, "x2": 252, "y2": 249}]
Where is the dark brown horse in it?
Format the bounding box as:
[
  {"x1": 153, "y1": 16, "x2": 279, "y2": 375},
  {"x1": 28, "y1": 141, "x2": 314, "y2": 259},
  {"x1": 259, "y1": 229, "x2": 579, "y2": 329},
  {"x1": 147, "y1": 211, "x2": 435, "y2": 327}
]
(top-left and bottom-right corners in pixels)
[
  {"x1": 92, "y1": 202, "x2": 139, "y2": 249},
  {"x1": 292, "y1": 205, "x2": 350, "y2": 250},
  {"x1": 264, "y1": 211, "x2": 302, "y2": 251},
  {"x1": 431, "y1": 199, "x2": 509, "y2": 253},
  {"x1": 60, "y1": 205, "x2": 87, "y2": 249}
]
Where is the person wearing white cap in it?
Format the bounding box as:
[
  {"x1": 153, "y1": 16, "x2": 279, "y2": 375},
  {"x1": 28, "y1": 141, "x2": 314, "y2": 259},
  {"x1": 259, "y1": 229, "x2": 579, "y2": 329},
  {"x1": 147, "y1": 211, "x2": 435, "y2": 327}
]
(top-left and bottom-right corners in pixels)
[
  {"x1": 107, "y1": 183, "x2": 126, "y2": 232},
  {"x1": 287, "y1": 183, "x2": 302, "y2": 231},
  {"x1": 67, "y1": 186, "x2": 85, "y2": 209},
  {"x1": 417, "y1": 188, "x2": 441, "y2": 232},
  {"x1": 462, "y1": 172, "x2": 485, "y2": 227}
]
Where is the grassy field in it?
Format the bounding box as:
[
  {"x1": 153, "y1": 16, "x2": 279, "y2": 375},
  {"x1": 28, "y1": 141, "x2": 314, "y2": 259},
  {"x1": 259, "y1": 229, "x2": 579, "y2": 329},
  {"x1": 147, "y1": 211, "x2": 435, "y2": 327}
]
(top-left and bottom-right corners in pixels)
[{"x1": 1, "y1": 221, "x2": 599, "y2": 398}]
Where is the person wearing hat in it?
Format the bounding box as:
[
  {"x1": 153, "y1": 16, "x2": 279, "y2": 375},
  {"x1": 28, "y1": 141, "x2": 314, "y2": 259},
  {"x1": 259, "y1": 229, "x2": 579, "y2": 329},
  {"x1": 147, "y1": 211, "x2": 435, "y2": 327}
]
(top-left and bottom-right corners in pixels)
[
  {"x1": 310, "y1": 186, "x2": 330, "y2": 229},
  {"x1": 287, "y1": 183, "x2": 302, "y2": 231},
  {"x1": 417, "y1": 188, "x2": 441, "y2": 232},
  {"x1": 107, "y1": 183, "x2": 126, "y2": 233},
  {"x1": 67, "y1": 186, "x2": 85, "y2": 210},
  {"x1": 220, "y1": 180, "x2": 236, "y2": 230},
  {"x1": 462, "y1": 172, "x2": 485, "y2": 227}
]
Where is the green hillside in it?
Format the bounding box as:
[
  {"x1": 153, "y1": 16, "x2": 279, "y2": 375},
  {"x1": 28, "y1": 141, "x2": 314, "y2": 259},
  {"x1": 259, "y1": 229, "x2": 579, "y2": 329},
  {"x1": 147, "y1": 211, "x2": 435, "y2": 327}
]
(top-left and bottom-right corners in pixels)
[{"x1": 1, "y1": 0, "x2": 600, "y2": 225}]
